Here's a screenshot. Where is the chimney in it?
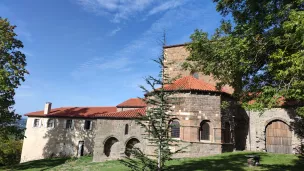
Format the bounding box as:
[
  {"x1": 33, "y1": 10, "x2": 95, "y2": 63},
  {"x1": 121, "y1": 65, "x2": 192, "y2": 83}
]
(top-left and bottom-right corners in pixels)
[{"x1": 44, "y1": 102, "x2": 52, "y2": 115}]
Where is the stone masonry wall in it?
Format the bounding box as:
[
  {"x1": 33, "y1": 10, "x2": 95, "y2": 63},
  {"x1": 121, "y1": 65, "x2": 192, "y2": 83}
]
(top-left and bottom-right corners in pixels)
[
  {"x1": 246, "y1": 108, "x2": 301, "y2": 153},
  {"x1": 164, "y1": 45, "x2": 233, "y2": 93},
  {"x1": 93, "y1": 119, "x2": 147, "y2": 162},
  {"x1": 93, "y1": 92, "x2": 234, "y2": 162},
  {"x1": 170, "y1": 92, "x2": 222, "y2": 143}
]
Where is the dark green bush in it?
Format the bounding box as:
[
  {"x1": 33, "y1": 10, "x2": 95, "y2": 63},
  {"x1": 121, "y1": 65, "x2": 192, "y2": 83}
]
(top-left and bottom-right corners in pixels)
[{"x1": 0, "y1": 139, "x2": 23, "y2": 166}]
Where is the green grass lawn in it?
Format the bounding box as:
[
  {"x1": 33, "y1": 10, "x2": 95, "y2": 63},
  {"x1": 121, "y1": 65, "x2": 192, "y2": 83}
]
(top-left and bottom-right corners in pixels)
[{"x1": 1, "y1": 152, "x2": 303, "y2": 171}]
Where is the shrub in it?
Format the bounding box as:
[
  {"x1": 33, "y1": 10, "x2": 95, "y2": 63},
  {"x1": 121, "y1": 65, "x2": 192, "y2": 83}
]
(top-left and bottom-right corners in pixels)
[{"x1": 0, "y1": 139, "x2": 23, "y2": 166}]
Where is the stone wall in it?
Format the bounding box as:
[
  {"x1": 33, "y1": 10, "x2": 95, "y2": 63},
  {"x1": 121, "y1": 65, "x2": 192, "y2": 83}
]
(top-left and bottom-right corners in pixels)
[
  {"x1": 246, "y1": 108, "x2": 302, "y2": 153},
  {"x1": 163, "y1": 45, "x2": 233, "y2": 93},
  {"x1": 21, "y1": 117, "x2": 96, "y2": 163},
  {"x1": 170, "y1": 92, "x2": 222, "y2": 143},
  {"x1": 93, "y1": 119, "x2": 147, "y2": 162},
  {"x1": 92, "y1": 92, "x2": 235, "y2": 162}
]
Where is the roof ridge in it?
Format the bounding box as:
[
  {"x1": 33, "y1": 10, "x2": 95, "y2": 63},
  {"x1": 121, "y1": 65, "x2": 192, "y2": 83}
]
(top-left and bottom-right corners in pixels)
[{"x1": 162, "y1": 75, "x2": 223, "y2": 93}]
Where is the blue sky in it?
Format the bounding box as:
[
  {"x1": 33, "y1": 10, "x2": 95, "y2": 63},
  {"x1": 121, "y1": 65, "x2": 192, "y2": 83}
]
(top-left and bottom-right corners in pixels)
[{"x1": 0, "y1": 0, "x2": 222, "y2": 115}]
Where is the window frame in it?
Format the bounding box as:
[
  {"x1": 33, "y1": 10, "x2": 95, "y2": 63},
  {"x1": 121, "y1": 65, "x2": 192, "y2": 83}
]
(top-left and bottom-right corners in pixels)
[
  {"x1": 170, "y1": 120, "x2": 180, "y2": 139},
  {"x1": 65, "y1": 119, "x2": 73, "y2": 130},
  {"x1": 33, "y1": 119, "x2": 40, "y2": 128},
  {"x1": 84, "y1": 120, "x2": 92, "y2": 130},
  {"x1": 199, "y1": 121, "x2": 211, "y2": 142},
  {"x1": 47, "y1": 119, "x2": 55, "y2": 128}
]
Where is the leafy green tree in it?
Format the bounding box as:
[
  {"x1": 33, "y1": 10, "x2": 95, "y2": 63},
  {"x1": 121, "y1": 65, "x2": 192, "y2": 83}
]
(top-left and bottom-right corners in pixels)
[
  {"x1": 0, "y1": 17, "x2": 28, "y2": 140},
  {"x1": 121, "y1": 35, "x2": 184, "y2": 171},
  {"x1": 0, "y1": 138, "x2": 23, "y2": 166},
  {"x1": 184, "y1": 0, "x2": 304, "y2": 117}
]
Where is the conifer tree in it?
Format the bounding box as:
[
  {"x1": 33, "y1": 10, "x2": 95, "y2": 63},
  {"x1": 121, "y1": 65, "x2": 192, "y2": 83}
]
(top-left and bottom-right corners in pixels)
[{"x1": 121, "y1": 35, "x2": 185, "y2": 171}]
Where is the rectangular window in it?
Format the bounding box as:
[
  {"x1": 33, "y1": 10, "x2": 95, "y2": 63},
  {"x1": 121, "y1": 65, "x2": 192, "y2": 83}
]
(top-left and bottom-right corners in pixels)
[
  {"x1": 33, "y1": 119, "x2": 40, "y2": 127},
  {"x1": 47, "y1": 119, "x2": 55, "y2": 128},
  {"x1": 66, "y1": 120, "x2": 73, "y2": 129},
  {"x1": 84, "y1": 120, "x2": 91, "y2": 130}
]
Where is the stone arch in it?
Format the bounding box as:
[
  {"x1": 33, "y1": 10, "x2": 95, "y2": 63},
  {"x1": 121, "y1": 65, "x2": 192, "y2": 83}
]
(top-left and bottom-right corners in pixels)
[
  {"x1": 103, "y1": 137, "x2": 119, "y2": 157},
  {"x1": 265, "y1": 119, "x2": 292, "y2": 153},
  {"x1": 199, "y1": 120, "x2": 211, "y2": 141},
  {"x1": 265, "y1": 117, "x2": 290, "y2": 128},
  {"x1": 125, "y1": 137, "x2": 140, "y2": 157}
]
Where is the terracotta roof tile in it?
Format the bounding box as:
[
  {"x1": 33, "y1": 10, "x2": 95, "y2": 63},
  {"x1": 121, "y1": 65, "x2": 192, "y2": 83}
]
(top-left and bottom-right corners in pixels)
[
  {"x1": 25, "y1": 107, "x2": 117, "y2": 118},
  {"x1": 95, "y1": 108, "x2": 146, "y2": 118},
  {"x1": 163, "y1": 76, "x2": 223, "y2": 93},
  {"x1": 117, "y1": 98, "x2": 146, "y2": 107}
]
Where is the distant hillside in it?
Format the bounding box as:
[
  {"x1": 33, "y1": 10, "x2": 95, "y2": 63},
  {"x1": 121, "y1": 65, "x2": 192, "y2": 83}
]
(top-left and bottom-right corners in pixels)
[{"x1": 16, "y1": 118, "x2": 27, "y2": 129}]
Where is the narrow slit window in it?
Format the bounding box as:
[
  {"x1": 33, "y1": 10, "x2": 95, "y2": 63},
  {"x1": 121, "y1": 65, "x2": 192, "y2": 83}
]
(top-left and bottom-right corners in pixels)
[{"x1": 125, "y1": 124, "x2": 129, "y2": 135}]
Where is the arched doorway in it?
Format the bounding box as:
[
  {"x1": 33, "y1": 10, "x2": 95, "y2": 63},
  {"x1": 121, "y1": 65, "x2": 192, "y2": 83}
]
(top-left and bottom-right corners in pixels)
[
  {"x1": 104, "y1": 137, "x2": 119, "y2": 157},
  {"x1": 125, "y1": 138, "x2": 140, "y2": 157},
  {"x1": 266, "y1": 120, "x2": 292, "y2": 153}
]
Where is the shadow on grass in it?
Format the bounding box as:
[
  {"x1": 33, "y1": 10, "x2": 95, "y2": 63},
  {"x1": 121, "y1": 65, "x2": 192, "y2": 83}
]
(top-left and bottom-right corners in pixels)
[
  {"x1": 166, "y1": 152, "x2": 304, "y2": 171},
  {"x1": 5, "y1": 157, "x2": 70, "y2": 171}
]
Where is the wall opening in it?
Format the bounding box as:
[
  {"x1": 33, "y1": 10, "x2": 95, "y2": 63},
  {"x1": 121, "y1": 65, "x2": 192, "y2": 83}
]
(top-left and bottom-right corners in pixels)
[
  {"x1": 104, "y1": 137, "x2": 119, "y2": 157},
  {"x1": 125, "y1": 138, "x2": 140, "y2": 157},
  {"x1": 199, "y1": 120, "x2": 210, "y2": 141},
  {"x1": 78, "y1": 141, "x2": 84, "y2": 157},
  {"x1": 265, "y1": 120, "x2": 292, "y2": 153},
  {"x1": 170, "y1": 120, "x2": 180, "y2": 138},
  {"x1": 223, "y1": 122, "x2": 231, "y2": 143},
  {"x1": 125, "y1": 124, "x2": 129, "y2": 135}
]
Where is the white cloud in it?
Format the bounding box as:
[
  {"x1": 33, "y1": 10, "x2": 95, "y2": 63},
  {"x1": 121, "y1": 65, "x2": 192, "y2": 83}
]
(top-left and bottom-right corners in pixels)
[
  {"x1": 108, "y1": 27, "x2": 121, "y2": 36},
  {"x1": 72, "y1": 1, "x2": 215, "y2": 82},
  {"x1": 98, "y1": 57, "x2": 133, "y2": 70},
  {"x1": 148, "y1": 0, "x2": 184, "y2": 16},
  {"x1": 75, "y1": 0, "x2": 185, "y2": 22}
]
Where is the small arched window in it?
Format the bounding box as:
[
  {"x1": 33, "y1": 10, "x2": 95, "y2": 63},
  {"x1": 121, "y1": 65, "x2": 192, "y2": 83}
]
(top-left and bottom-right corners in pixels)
[
  {"x1": 125, "y1": 124, "x2": 129, "y2": 135},
  {"x1": 223, "y1": 122, "x2": 231, "y2": 143},
  {"x1": 170, "y1": 120, "x2": 180, "y2": 138},
  {"x1": 199, "y1": 121, "x2": 210, "y2": 141},
  {"x1": 47, "y1": 119, "x2": 54, "y2": 128},
  {"x1": 191, "y1": 71, "x2": 199, "y2": 79}
]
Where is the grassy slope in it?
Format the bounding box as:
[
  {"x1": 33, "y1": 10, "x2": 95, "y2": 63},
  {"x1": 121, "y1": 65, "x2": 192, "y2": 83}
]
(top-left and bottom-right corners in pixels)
[{"x1": 1, "y1": 152, "x2": 303, "y2": 171}]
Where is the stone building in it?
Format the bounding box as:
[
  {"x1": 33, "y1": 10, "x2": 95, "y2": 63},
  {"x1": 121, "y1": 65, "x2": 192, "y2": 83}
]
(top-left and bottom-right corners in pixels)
[{"x1": 21, "y1": 44, "x2": 302, "y2": 163}]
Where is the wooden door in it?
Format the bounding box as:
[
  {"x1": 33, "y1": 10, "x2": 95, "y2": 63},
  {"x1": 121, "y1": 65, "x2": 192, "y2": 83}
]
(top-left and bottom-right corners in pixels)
[{"x1": 266, "y1": 120, "x2": 292, "y2": 153}]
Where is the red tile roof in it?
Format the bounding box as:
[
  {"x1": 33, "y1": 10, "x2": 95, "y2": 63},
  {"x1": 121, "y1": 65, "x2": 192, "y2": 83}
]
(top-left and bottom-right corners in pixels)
[
  {"x1": 116, "y1": 98, "x2": 146, "y2": 108},
  {"x1": 163, "y1": 76, "x2": 227, "y2": 93},
  {"x1": 25, "y1": 107, "x2": 117, "y2": 118},
  {"x1": 95, "y1": 108, "x2": 146, "y2": 118}
]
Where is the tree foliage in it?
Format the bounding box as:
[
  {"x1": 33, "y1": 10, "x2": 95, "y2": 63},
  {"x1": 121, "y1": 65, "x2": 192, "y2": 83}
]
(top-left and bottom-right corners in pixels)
[
  {"x1": 0, "y1": 17, "x2": 28, "y2": 139},
  {"x1": 121, "y1": 35, "x2": 185, "y2": 171},
  {"x1": 0, "y1": 138, "x2": 23, "y2": 166},
  {"x1": 184, "y1": 0, "x2": 304, "y2": 117}
]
